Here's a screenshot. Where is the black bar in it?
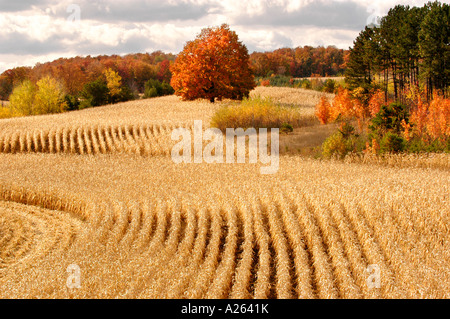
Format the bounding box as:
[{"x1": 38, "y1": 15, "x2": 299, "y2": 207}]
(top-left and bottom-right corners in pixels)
[{"x1": 0, "y1": 299, "x2": 447, "y2": 317}]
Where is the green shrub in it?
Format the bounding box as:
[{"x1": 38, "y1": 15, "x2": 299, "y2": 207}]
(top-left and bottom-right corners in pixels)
[
  {"x1": 80, "y1": 79, "x2": 109, "y2": 108},
  {"x1": 366, "y1": 102, "x2": 411, "y2": 154},
  {"x1": 78, "y1": 99, "x2": 92, "y2": 110},
  {"x1": 322, "y1": 132, "x2": 348, "y2": 159},
  {"x1": 380, "y1": 132, "x2": 405, "y2": 153},
  {"x1": 322, "y1": 127, "x2": 365, "y2": 159},
  {"x1": 64, "y1": 94, "x2": 80, "y2": 111},
  {"x1": 280, "y1": 123, "x2": 294, "y2": 134},
  {"x1": 145, "y1": 87, "x2": 158, "y2": 98},
  {"x1": 116, "y1": 85, "x2": 135, "y2": 102},
  {"x1": 144, "y1": 79, "x2": 162, "y2": 97},
  {"x1": 406, "y1": 137, "x2": 450, "y2": 153},
  {"x1": 338, "y1": 122, "x2": 356, "y2": 138},
  {"x1": 269, "y1": 75, "x2": 292, "y2": 87},
  {"x1": 144, "y1": 79, "x2": 174, "y2": 98},
  {"x1": 300, "y1": 80, "x2": 312, "y2": 90},
  {"x1": 322, "y1": 79, "x2": 336, "y2": 93},
  {"x1": 161, "y1": 81, "x2": 175, "y2": 95},
  {"x1": 311, "y1": 79, "x2": 325, "y2": 92},
  {"x1": 369, "y1": 102, "x2": 409, "y2": 136}
]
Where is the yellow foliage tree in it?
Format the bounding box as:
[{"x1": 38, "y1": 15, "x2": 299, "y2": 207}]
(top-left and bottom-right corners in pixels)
[
  {"x1": 9, "y1": 80, "x2": 36, "y2": 116},
  {"x1": 103, "y1": 68, "x2": 122, "y2": 100},
  {"x1": 35, "y1": 76, "x2": 67, "y2": 115},
  {"x1": 9, "y1": 76, "x2": 66, "y2": 116}
]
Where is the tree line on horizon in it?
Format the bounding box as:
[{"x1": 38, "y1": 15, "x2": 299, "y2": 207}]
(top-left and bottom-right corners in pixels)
[
  {"x1": 0, "y1": 51, "x2": 175, "y2": 101},
  {"x1": 250, "y1": 46, "x2": 348, "y2": 79},
  {"x1": 0, "y1": 45, "x2": 349, "y2": 103}
]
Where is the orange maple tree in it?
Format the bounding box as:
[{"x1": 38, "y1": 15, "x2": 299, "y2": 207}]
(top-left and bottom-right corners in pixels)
[
  {"x1": 315, "y1": 96, "x2": 332, "y2": 124},
  {"x1": 170, "y1": 24, "x2": 255, "y2": 103},
  {"x1": 410, "y1": 93, "x2": 450, "y2": 141}
]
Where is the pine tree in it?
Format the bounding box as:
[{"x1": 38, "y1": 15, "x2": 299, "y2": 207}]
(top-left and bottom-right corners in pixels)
[
  {"x1": 345, "y1": 27, "x2": 377, "y2": 91},
  {"x1": 419, "y1": 1, "x2": 450, "y2": 99}
]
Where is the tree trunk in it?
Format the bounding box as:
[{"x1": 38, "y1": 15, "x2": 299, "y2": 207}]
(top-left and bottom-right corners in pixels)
[{"x1": 393, "y1": 62, "x2": 398, "y2": 101}]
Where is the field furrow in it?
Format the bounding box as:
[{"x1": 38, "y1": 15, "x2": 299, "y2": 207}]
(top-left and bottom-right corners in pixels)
[
  {"x1": 0, "y1": 87, "x2": 448, "y2": 299},
  {"x1": 186, "y1": 207, "x2": 223, "y2": 298}
]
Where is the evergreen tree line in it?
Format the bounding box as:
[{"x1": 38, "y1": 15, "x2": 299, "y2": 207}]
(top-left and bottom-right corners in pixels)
[{"x1": 345, "y1": 1, "x2": 449, "y2": 102}]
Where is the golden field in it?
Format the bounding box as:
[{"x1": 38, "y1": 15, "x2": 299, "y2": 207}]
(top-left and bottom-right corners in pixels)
[
  {"x1": 0, "y1": 87, "x2": 323, "y2": 157},
  {"x1": 0, "y1": 87, "x2": 449, "y2": 299}
]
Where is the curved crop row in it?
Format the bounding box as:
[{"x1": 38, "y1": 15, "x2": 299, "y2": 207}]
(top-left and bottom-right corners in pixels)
[
  {"x1": 0, "y1": 123, "x2": 190, "y2": 156},
  {"x1": 0, "y1": 165, "x2": 448, "y2": 298}
]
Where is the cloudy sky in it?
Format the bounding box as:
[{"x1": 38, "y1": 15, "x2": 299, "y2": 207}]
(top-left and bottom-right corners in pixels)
[{"x1": 0, "y1": 0, "x2": 438, "y2": 73}]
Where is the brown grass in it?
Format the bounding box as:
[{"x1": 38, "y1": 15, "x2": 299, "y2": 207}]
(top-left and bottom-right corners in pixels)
[
  {"x1": 0, "y1": 87, "x2": 449, "y2": 299},
  {"x1": 0, "y1": 153, "x2": 448, "y2": 298},
  {"x1": 250, "y1": 86, "x2": 334, "y2": 109}
]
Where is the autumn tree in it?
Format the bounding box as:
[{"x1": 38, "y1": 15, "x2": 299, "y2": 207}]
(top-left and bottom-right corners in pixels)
[
  {"x1": 315, "y1": 96, "x2": 332, "y2": 124},
  {"x1": 54, "y1": 62, "x2": 86, "y2": 95},
  {"x1": 103, "y1": 67, "x2": 122, "y2": 102},
  {"x1": 34, "y1": 76, "x2": 67, "y2": 114},
  {"x1": 132, "y1": 60, "x2": 156, "y2": 92},
  {"x1": 0, "y1": 74, "x2": 13, "y2": 101},
  {"x1": 0, "y1": 67, "x2": 32, "y2": 100},
  {"x1": 170, "y1": 24, "x2": 255, "y2": 103},
  {"x1": 9, "y1": 76, "x2": 66, "y2": 115},
  {"x1": 156, "y1": 59, "x2": 172, "y2": 83},
  {"x1": 9, "y1": 80, "x2": 36, "y2": 116},
  {"x1": 249, "y1": 46, "x2": 347, "y2": 78}
]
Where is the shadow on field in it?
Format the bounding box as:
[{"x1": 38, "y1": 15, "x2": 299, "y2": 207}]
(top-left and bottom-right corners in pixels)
[{"x1": 279, "y1": 123, "x2": 338, "y2": 157}]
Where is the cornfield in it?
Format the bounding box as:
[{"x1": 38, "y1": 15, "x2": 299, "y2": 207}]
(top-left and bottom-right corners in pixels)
[
  {"x1": 0, "y1": 122, "x2": 183, "y2": 156},
  {"x1": 0, "y1": 95, "x2": 221, "y2": 156},
  {"x1": 0, "y1": 87, "x2": 449, "y2": 299}
]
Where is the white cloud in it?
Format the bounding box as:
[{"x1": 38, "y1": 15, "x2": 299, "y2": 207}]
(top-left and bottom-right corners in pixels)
[
  {"x1": 0, "y1": 52, "x2": 76, "y2": 71},
  {"x1": 0, "y1": 0, "x2": 436, "y2": 73},
  {"x1": 235, "y1": 28, "x2": 293, "y2": 52},
  {"x1": 285, "y1": 0, "x2": 313, "y2": 12}
]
